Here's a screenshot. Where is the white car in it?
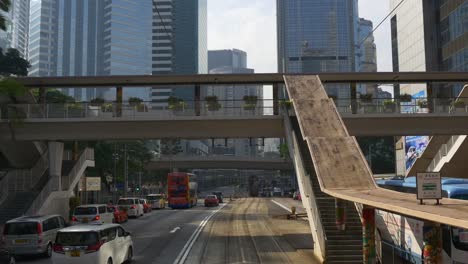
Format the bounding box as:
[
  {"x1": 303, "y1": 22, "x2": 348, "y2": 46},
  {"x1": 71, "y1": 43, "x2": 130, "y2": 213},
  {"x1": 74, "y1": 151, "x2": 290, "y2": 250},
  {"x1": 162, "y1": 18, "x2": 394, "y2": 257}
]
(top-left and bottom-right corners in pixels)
[
  {"x1": 71, "y1": 204, "x2": 114, "y2": 225},
  {"x1": 52, "y1": 224, "x2": 133, "y2": 264},
  {"x1": 117, "y1": 198, "x2": 144, "y2": 218}
]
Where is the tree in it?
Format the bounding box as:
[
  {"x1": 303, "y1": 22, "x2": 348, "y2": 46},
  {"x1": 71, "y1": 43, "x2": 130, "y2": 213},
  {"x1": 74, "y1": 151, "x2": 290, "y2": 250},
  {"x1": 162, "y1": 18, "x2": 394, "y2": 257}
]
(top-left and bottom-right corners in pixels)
[
  {"x1": 0, "y1": 48, "x2": 30, "y2": 76},
  {"x1": 0, "y1": 0, "x2": 11, "y2": 31}
]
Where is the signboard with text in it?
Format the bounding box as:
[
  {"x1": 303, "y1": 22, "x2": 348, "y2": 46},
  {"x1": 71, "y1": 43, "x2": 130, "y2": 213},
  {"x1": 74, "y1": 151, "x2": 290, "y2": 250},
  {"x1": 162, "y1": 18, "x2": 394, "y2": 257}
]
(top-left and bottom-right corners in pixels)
[
  {"x1": 417, "y1": 172, "x2": 441, "y2": 202},
  {"x1": 86, "y1": 177, "x2": 101, "y2": 191}
]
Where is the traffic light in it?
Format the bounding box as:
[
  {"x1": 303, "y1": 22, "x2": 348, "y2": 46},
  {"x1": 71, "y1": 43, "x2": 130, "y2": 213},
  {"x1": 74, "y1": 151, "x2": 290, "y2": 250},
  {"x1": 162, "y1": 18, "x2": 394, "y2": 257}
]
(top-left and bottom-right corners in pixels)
[{"x1": 136, "y1": 186, "x2": 140, "y2": 192}]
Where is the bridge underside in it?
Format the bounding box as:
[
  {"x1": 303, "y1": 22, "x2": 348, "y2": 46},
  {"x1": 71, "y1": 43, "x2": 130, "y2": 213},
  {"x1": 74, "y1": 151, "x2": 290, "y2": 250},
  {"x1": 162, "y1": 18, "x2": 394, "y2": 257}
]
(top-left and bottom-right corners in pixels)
[{"x1": 146, "y1": 158, "x2": 293, "y2": 170}]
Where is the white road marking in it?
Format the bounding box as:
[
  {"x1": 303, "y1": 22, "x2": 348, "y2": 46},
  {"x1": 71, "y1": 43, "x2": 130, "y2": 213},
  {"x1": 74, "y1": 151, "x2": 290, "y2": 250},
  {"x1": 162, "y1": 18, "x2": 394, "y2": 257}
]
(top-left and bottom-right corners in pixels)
[
  {"x1": 270, "y1": 199, "x2": 292, "y2": 213},
  {"x1": 170, "y1": 227, "x2": 181, "y2": 233},
  {"x1": 172, "y1": 204, "x2": 227, "y2": 264}
]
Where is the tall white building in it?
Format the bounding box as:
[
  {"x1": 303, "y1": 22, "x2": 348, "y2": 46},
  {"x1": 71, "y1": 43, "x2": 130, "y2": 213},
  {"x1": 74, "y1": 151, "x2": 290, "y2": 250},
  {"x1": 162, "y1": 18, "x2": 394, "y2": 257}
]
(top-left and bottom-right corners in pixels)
[
  {"x1": 206, "y1": 49, "x2": 263, "y2": 157},
  {"x1": 0, "y1": 0, "x2": 29, "y2": 58}
]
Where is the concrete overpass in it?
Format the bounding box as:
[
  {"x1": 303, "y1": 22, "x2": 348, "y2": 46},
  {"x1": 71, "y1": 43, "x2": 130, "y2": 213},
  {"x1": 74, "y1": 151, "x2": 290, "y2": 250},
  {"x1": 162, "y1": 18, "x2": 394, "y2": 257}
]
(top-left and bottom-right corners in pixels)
[
  {"x1": 2, "y1": 108, "x2": 468, "y2": 140},
  {"x1": 145, "y1": 155, "x2": 293, "y2": 170}
]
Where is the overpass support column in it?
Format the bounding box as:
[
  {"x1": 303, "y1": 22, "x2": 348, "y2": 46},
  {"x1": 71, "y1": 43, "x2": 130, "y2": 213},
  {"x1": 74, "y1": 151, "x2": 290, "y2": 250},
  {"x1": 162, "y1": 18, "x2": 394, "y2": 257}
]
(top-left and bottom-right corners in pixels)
[
  {"x1": 116, "y1": 86, "x2": 122, "y2": 117},
  {"x1": 48, "y1": 141, "x2": 64, "y2": 191},
  {"x1": 350, "y1": 82, "x2": 357, "y2": 114},
  {"x1": 362, "y1": 206, "x2": 376, "y2": 264}
]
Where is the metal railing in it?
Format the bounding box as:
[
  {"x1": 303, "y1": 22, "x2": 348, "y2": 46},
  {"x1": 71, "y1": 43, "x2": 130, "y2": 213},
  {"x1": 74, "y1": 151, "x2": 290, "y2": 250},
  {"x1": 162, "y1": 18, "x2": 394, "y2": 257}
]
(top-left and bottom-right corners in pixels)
[
  {"x1": 334, "y1": 97, "x2": 468, "y2": 115},
  {"x1": 3, "y1": 99, "x2": 277, "y2": 120},
  {"x1": 26, "y1": 148, "x2": 94, "y2": 215},
  {"x1": 282, "y1": 110, "x2": 327, "y2": 259},
  {"x1": 3, "y1": 97, "x2": 468, "y2": 121},
  {"x1": 5, "y1": 150, "x2": 49, "y2": 193}
]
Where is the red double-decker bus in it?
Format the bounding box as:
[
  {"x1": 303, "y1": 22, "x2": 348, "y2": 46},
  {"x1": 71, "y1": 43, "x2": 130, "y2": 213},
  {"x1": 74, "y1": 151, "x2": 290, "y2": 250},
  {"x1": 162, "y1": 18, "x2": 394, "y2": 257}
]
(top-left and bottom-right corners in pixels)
[{"x1": 167, "y1": 172, "x2": 198, "y2": 209}]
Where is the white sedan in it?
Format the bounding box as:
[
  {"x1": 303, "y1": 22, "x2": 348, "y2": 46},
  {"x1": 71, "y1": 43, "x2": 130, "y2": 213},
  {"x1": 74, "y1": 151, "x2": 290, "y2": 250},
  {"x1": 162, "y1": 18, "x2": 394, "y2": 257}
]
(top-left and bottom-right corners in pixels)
[{"x1": 52, "y1": 224, "x2": 133, "y2": 264}]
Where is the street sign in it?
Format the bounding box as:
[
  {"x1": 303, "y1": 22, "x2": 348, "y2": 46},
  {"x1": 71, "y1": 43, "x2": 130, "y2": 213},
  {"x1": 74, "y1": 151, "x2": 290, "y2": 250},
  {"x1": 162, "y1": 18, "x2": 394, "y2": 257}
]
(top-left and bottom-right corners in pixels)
[
  {"x1": 86, "y1": 177, "x2": 101, "y2": 191},
  {"x1": 416, "y1": 172, "x2": 442, "y2": 204}
]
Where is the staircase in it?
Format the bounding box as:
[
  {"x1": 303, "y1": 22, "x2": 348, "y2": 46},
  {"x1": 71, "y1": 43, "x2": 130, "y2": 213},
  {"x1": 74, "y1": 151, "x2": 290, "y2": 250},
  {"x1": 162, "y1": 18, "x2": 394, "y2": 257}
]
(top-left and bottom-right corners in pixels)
[
  {"x1": 0, "y1": 169, "x2": 49, "y2": 224},
  {"x1": 291, "y1": 116, "x2": 363, "y2": 263}
]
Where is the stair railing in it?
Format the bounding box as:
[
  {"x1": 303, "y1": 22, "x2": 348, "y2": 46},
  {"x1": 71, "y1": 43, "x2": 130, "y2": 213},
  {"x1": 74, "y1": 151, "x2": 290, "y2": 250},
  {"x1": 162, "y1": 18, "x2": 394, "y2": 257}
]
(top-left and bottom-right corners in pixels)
[
  {"x1": 26, "y1": 148, "x2": 94, "y2": 215},
  {"x1": 283, "y1": 111, "x2": 327, "y2": 260}
]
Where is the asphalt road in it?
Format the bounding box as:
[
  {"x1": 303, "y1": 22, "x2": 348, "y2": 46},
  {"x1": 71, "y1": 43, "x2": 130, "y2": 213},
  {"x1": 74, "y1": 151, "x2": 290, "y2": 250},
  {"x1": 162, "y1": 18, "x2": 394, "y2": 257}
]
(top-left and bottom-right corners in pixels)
[{"x1": 13, "y1": 188, "x2": 315, "y2": 264}]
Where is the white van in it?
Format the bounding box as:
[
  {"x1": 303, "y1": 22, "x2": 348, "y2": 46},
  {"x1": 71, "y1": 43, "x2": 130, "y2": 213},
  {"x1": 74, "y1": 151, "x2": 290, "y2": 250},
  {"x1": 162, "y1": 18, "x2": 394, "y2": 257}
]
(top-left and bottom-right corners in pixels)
[
  {"x1": 71, "y1": 204, "x2": 114, "y2": 225},
  {"x1": 117, "y1": 198, "x2": 144, "y2": 218}
]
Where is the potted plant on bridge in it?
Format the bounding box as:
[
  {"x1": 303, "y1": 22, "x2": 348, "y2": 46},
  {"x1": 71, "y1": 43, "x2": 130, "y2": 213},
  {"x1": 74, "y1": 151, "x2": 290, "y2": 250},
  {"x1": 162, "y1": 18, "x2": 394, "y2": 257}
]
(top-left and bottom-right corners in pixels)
[
  {"x1": 67, "y1": 102, "x2": 84, "y2": 118},
  {"x1": 88, "y1": 98, "x2": 104, "y2": 117},
  {"x1": 359, "y1": 94, "x2": 375, "y2": 113},
  {"x1": 168, "y1": 96, "x2": 185, "y2": 111},
  {"x1": 383, "y1": 100, "x2": 396, "y2": 113},
  {"x1": 399, "y1": 93, "x2": 412, "y2": 103},
  {"x1": 205, "y1": 95, "x2": 221, "y2": 111},
  {"x1": 243, "y1": 95, "x2": 258, "y2": 110},
  {"x1": 129, "y1": 97, "x2": 146, "y2": 112},
  {"x1": 452, "y1": 99, "x2": 466, "y2": 113},
  {"x1": 417, "y1": 99, "x2": 429, "y2": 113}
]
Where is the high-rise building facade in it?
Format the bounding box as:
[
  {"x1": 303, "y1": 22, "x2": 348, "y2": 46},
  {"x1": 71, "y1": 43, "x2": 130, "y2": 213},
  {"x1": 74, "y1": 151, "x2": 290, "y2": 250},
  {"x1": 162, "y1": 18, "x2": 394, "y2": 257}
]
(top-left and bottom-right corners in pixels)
[
  {"x1": 356, "y1": 18, "x2": 378, "y2": 95},
  {"x1": 0, "y1": 0, "x2": 29, "y2": 58},
  {"x1": 28, "y1": 0, "x2": 153, "y2": 101},
  {"x1": 206, "y1": 49, "x2": 263, "y2": 157},
  {"x1": 151, "y1": 0, "x2": 207, "y2": 108},
  {"x1": 390, "y1": 0, "x2": 468, "y2": 97},
  {"x1": 277, "y1": 0, "x2": 358, "y2": 99}
]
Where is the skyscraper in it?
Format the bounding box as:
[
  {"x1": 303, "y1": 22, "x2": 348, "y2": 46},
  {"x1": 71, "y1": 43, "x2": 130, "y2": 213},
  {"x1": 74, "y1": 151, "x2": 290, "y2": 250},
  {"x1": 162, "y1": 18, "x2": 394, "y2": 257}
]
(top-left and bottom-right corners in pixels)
[
  {"x1": 390, "y1": 0, "x2": 468, "y2": 97},
  {"x1": 277, "y1": 0, "x2": 358, "y2": 99},
  {"x1": 206, "y1": 49, "x2": 263, "y2": 157},
  {"x1": 151, "y1": 0, "x2": 207, "y2": 108},
  {"x1": 28, "y1": 0, "x2": 153, "y2": 101},
  {"x1": 356, "y1": 18, "x2": 377, "y2": 95},
  {"x1": 0, "y1": 0, "x2": 30, "y2": 58}
]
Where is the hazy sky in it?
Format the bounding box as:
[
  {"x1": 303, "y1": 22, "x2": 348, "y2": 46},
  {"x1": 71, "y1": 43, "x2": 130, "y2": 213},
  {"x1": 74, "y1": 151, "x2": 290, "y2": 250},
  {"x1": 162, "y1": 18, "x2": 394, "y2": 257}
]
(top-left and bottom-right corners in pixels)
[{"x1": 208, "y1": 0, "x2": 392, "y2": 73}]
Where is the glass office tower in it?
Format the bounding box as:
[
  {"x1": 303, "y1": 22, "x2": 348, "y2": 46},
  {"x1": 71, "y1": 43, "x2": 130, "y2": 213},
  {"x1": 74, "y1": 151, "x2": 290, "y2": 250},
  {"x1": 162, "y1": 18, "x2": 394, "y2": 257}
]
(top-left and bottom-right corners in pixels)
[
  {"x1": 277, "y1": 0, "x2": 358, "y2": 99},
  {"x1": 0, "y1": 0, "x2": 30, "y2": 58}
]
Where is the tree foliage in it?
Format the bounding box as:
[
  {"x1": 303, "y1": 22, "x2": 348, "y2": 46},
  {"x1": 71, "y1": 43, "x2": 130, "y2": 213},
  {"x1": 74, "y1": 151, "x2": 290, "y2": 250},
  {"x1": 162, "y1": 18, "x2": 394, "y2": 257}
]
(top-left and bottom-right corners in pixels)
[
  {"x1": 160, "y1": 139, "x2": 183, "y2": 155},
  {"x1": 357, "y1": 137, "x2": 395, "y2": 174},
  {"x1": 0, "y1": 48, "x2": 30, "y2": 76},
  {"x1": 30, "y1": 88, "x2": 75, "y2": 103}
]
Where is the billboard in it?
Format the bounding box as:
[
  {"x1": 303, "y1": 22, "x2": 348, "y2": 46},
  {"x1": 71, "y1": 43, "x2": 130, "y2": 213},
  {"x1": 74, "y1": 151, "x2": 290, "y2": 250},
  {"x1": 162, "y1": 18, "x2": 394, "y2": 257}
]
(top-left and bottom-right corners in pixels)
[{"x1": 405, "y1": 136, "x2": 429, "y2": 171}]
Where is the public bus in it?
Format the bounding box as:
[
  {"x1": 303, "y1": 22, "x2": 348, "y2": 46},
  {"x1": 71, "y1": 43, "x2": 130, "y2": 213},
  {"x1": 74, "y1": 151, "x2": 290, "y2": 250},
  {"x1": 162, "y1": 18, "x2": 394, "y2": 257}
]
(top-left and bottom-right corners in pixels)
[
  {"x1": 376, "y1": 177, "x2": 468, "y2": 263},
  {"x1": 167, "y1": 172, "x2": 198, "y2": 209}
]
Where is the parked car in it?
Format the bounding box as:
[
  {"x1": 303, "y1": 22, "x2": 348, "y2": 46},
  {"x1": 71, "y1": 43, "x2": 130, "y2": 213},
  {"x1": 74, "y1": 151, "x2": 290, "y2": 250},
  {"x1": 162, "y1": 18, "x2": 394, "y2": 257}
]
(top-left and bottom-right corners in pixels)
[
  {"x1": 211, "y1": 192, "x2": 224, "y2": 203},
  {"x1": 2, "y1": 215, "x2": 66, "y2": 257},
  {"x1": 106, "y1": 206, "x2": 128, "y2": 224},
  {"x1": 204, "y1": 195, "x2": 219, "y2": 207},
  {"x1": 0, "y1": 247, "x2": 15, "y2": 264},
  {"x1": 52, "y1": 223, "x2": 133, "y2": 264},
  {"x1": 117, "y1": 198, "x2": 144, "y2": 218},
  {"x1": 72, "y1": 204, "x2": 114, "y2": 225},
  {"x1": 146, "y1": 194, "x2": 166, "y2": 209},
  {"x1": 139, "y1": 199, "x2": 152, "y2": 213}
]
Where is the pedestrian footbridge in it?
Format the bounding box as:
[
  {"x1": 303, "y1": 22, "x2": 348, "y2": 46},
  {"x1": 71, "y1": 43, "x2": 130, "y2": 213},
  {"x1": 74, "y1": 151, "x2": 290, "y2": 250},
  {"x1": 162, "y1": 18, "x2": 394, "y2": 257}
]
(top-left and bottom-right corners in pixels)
[{"x1": 283, "y1": 75, "x2": 468, "y2": 262}]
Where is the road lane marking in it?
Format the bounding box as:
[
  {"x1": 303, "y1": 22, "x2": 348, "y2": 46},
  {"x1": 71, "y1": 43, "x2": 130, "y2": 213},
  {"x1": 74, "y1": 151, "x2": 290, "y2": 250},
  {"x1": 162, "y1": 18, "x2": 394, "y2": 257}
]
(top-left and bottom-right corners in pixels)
[
  {"x1": 172, "y1": 204, "x2": 227, "y2": 264},
  {"x1": 170, "y1": 227, "x2": 181, "y2": 233},
  {"x1": 270, "y1": 199, "x2": 292, "y2": 213}
]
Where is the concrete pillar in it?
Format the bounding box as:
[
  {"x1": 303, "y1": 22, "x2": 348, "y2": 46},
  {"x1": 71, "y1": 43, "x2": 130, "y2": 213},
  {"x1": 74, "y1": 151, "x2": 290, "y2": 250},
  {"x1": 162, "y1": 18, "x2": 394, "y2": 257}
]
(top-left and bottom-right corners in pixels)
[
  {"x1": 116, "y1": 86, "x2": 123, "y2": 117},
  {"x1": 273, "y1": 83, "x2": 279, "y2": 115},
  {"x1": 335, "y1": 198, "x2": 346, "y2": 230},
  {"x1": 422, "y1": 222, "x2": 442, "y2": 264},
  {"x1": 195, "y1": 84, "x2": 201, "y2": 116},
  {"x1": 350, "y1": 82, "x2": 357, "y2": 114},
  {"x1": 362, "y1": 206, "x2": 376, "y2": 264},
  {"x1": 48, "y1": 141, "x2": 64, "y2": 191}
]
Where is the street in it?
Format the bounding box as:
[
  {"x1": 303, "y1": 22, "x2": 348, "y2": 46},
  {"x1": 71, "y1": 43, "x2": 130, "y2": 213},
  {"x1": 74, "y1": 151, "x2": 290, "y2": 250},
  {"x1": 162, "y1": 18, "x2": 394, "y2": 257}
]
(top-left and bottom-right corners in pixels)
[{"x1": 13, "y1": 195, "x2": 315, "y2": 264}]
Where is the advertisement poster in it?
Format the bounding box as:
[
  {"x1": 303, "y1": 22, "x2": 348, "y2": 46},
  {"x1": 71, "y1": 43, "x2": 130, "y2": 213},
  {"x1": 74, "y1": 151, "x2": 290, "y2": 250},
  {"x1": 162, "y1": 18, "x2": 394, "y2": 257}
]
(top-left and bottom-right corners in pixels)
[{"x1": 405, "y1": 136, "x2": 429, "y2": 171}]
